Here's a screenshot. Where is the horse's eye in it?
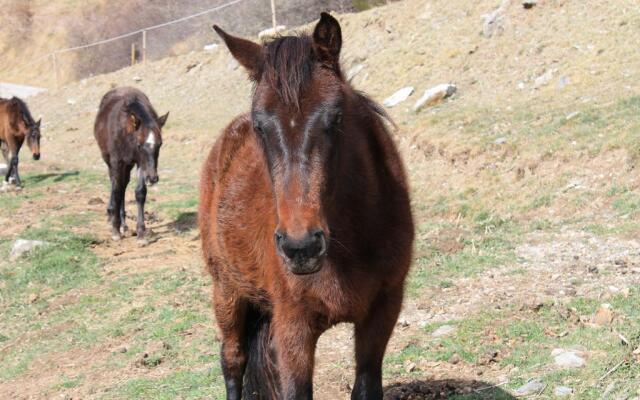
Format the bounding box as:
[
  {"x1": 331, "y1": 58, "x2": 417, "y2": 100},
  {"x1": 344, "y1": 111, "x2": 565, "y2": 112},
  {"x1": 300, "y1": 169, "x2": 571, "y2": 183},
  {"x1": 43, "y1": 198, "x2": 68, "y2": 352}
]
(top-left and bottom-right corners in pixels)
[{"x1": 254, "y1": 123, "x2": 265, "y2": 135}]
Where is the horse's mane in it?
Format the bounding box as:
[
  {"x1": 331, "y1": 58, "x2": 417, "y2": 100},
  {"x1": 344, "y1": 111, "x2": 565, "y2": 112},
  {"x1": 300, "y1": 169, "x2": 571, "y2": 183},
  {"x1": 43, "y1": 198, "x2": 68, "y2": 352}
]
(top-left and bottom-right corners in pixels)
[
  {"x1": 261, "y1": 35, "x2": 395, "y2": 130},
  {"x1": 125, "y1": 97, "x2": 157, "y2": 127},
  {"x1": 262, "y1": 35, "x2": 315, "y2": 108},
  {"x1": 9, "y1": 97, "x2": 35, "y2": 126}
]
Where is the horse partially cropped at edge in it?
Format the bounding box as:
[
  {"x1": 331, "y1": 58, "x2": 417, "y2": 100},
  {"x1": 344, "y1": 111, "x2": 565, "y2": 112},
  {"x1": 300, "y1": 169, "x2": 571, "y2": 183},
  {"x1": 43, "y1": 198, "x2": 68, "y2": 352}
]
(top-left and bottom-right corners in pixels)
[
  {"x1": 0, "y1": 97, "x2": 41, "y2": 187},
  {"x1": 199, "y1": 13, "x2": 414, "y2": 400}
]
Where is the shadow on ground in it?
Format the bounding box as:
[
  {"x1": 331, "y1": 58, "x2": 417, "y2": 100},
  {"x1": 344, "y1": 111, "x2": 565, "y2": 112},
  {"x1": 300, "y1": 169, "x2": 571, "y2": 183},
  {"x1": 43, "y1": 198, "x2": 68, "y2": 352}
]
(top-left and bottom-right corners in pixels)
[
  {"x1": 27, "y1": 171, "x2": 79, "y2": 184},
  {"x1": 166, "y1": 211, "x2": 198, "y2": 233},
  {"x1": 384, "y1": 379, "x2": 515, "y2": 400}
]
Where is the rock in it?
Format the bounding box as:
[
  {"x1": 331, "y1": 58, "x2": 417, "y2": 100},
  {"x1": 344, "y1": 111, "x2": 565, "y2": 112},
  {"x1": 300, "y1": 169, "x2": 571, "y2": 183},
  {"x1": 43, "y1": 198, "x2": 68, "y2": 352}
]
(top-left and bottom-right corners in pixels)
[
  {"x1": 553, "y1": 350, "x2": 586, "y2": 368},
  {"x1": 431, "y1": 324, "x2": 456, "y2": 337},
  {"x1": 383, "y1": 87, "x2": 414, "y2": 107},
  {"x1": 449, "y1": 353, "x2": 461, "y2": 364},
  {"x1": 566, "y1": 111, "x2": 581, "y2": 120},
  {"x1": 404, "y1": 361, "x2": 417, "y2": 373},
  {"x1": 593, "y1": 304, "x2": 614, "y2": 326},
  {"x1": 514, "y1": 379, "x2": 544, "y2": 396},
  {"x1": 203, "y1": 43, "x2": 219, "y2": 51},
  {"x1": 28, "y1": 293, "x2": 39, "y2": 303},
  {"x1": 557, "y1": 76, "x2": 570, "y2": 89},
  {"x1": 482, "y1": 0, "x2": 509, "y2": 38},
  {"x1": 132, "y1": 76, "x2": 142, "y2": 82},
  {"x1": 494, "y1": 137, "x2": 507, "y2": 145},
  {"x1": 534, "y1": 70, "x2": 554, "y2": 88},
  {"x1": 10, "y1": 239, "x2": 48, "y2": 261},
  {"x1": 413, "y1": 84, "x2": 457, "y2": 111},
  {"x1": 554, "y1": 386, "x2": 573, "y2": 396},
  {"x1": 258, "y1": 25, "x2": 286, "y2": 40},
  {"x1": 346, "y1": 64, "x2": 364, "y2": 82},
  {"x1": 88, "y1": 197, "x2": 104, "y2": 205},
  {"x1": 522, "y1": 0, "x2": 536, "y2": 8}
]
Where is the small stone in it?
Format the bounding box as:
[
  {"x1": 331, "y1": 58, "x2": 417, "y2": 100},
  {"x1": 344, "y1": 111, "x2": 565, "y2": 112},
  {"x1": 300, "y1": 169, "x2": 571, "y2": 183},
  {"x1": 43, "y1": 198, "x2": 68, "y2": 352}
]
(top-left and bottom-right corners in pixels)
[
  {"x1": 413, "y1": 84, "x2": 457, "y2": 111},
  {"x1": 132, "y1": 76, "x2": 142, "y2": 82},
  {"x1": 449, "y1": 353, "x2": 461, "y2": 364},
  {"x1": 10, "y1": 239, "x2": 48, "y2": 261},
  {"x1": 554, "y1": 351, "x2": 586, "y2": 368},
  {"x1": 514, "y1": 379, "x2": 544, "y2": 396},
  {"x1": 28, "y1": 293, "x2": 39, "y2": 303},
  {"x1": 554, "y1": 386, "x2": 573, "y2": 396},
  {"x1": 494, "y1": 136, "x2": 507, "y2": 145},
  {"x1": 534, "y1": 70, "x2": 554, "y2": 88},
  {"x1": 431, "y1": 324, "x2": 457, "y2": 338},
  {"x1": 566, "y1": 111, "x2": 581, "y2": 120},
  {"x1": 522, "y1": 0, "x2": 537, "y2": 9},
  {"x1": 383, "y1": 87, "x2": 414, "y2": 107},
  {"x1": 557, "y1": 76, "x2": 570, "y2": 89},
  {"x1": 203, "y1": 43, "x2": 219, "y2": 51},
  {"x1": 404, "y1": 361, "x2": 417, "y2": 373}
]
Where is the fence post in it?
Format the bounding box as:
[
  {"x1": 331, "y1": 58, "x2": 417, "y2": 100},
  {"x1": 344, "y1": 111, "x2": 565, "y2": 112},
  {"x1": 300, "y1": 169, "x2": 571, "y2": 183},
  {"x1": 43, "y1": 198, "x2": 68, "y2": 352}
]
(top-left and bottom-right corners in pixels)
[
  {"x1": 270, "y1": 0, "x2": 277, "y2": 29},
  {"x1": 142, "y1": 30, "x2": 147, "y2": 63},
  {"x1": 52, "y1": 52, "x2": 59, "y2": 89}
]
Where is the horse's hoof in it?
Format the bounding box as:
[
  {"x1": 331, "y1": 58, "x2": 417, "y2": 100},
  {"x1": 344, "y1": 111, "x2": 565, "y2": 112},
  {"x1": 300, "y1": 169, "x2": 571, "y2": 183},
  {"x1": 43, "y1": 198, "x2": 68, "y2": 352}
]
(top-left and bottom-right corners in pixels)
[
  {"x1": 120, "y1": 224, "x2": 129, "y2": 235},
  {"x1": 137, "y1": 238, "x2": 149, "y2": 247},
  {"x1": 111, "y1": 232, "x2": 121, "y2": 242}
]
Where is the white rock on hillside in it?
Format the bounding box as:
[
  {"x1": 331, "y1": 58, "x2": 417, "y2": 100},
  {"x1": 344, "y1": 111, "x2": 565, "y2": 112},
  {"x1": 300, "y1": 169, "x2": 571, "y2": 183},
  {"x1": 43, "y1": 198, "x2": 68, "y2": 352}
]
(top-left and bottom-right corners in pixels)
[
  {"x1": 413, "y1": 84, "x2": 457, "y2": 111},
  {"x1": 10, "y1": 239, "x2": 48, "y2": 261},
  {"x1": 383, "y1": 87, "x2": 414, "y2": 107}
]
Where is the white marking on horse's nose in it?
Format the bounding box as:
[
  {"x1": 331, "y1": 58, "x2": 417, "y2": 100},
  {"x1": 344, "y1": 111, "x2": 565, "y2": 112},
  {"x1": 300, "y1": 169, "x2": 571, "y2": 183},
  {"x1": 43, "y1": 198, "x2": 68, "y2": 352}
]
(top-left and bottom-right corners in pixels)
[
  {"x1": 290, "y1": 119, "x2": 296, "y2": 128},
  {"x1": 146, "y1": 132, "x2": 156, "y2": 145}
]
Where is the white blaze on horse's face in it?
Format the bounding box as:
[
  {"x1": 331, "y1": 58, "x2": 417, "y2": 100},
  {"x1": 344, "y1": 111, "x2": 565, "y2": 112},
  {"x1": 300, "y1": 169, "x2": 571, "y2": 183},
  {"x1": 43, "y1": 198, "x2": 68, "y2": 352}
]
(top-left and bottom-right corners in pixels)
[{"x1": 145, "y1": 132, "x2": 156, "y2": 146}]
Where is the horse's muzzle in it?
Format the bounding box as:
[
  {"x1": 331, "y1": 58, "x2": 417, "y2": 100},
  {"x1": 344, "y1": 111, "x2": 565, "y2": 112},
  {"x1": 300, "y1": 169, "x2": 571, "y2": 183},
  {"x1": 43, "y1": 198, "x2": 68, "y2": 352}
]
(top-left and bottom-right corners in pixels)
[
  {"x1": 146, "y1": 175, "x2": 159, "y2": 185},
  {"x1": 33, "y1": 153, "x2": 40, "y2": 160},
  {"x1": 276, "y1": 229, "x2": 327, "y2": 275}
]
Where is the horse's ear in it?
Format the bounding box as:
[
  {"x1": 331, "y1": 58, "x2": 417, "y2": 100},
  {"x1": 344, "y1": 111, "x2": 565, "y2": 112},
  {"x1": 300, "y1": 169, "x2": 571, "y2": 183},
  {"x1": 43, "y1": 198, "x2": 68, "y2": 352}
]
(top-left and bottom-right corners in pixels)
[
  {"x1": 36, "y1": 118, "x2": 41, "y2": 128},
  {"x1": 126, "y1": 113, "x2": 140, "y2": 134},
  {"x1": 158, "y1": 112, "x2": 169, "y2": 128},
  {"x1": 312, "y1": 12, "x2": 342, "y2": 68},
  {"x1": 213, "y1": 25, "x2": 263, "y2": 81}
]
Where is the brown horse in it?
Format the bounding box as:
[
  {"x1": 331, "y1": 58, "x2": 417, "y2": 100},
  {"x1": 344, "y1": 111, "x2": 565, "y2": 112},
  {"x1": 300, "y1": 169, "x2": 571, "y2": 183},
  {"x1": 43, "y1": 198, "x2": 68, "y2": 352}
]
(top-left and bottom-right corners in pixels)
[
  {"x1": 0, "y1": 97, "x2": 41, "y2": 187},
  {"x1": 199, "y1": 13, "x2": 414, "y2": 400},
  {"x1": 94, "y1": 87, "x2": 168, "y2": 243}
]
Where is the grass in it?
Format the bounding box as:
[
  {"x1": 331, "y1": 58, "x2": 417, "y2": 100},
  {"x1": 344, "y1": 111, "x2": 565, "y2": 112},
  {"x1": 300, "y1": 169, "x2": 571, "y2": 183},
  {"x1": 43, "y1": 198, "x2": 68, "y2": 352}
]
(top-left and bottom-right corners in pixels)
[{"x1": 383, "y1": 287, "x2": 640, "y2": 399}]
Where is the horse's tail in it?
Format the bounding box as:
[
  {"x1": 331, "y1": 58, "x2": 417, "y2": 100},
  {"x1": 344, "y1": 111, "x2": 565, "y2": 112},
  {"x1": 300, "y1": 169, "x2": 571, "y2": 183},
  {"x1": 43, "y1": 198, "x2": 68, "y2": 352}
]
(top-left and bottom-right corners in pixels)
[{"x1": 243, "y1": 305, "x2": 280, "y2": 400}]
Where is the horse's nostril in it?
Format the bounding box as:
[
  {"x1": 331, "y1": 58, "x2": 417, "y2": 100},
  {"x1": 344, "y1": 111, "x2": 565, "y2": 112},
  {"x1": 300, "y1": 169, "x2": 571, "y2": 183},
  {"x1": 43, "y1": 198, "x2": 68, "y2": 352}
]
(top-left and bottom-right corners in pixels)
[
  {"x1": 278, "y1": 230, "x2": 327, "y2": 262},
  {"x1": 33, "y1": 154, "x2": 40, "y2": 160}
]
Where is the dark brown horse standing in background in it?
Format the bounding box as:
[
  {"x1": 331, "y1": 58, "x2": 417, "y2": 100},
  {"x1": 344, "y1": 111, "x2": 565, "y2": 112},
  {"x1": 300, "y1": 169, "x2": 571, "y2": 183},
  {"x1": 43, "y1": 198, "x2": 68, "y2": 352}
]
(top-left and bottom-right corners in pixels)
[
  {"x1": 94, "y1": 87, "x2": 168, "y2": 243},
  {"x1": 199, "y1": 13, "x2": 414, "y2": 400},
  {"x1": 0, "y1": 97, "x2": 41, "y2": 187}
]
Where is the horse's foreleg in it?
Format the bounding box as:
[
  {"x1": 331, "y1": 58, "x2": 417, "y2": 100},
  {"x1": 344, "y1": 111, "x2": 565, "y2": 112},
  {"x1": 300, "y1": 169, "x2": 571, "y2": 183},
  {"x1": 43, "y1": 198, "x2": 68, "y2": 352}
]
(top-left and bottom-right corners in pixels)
[
  {"x1": 351, "y1": 287, "x2": 404, "y2": 400},
  {"x1": 135, "y1": 168, "x2": 147, "y2": 242},
  {"x1": 110, "y1": 171, "x2": 128, "y2": 241},
  {"x1": 107, "y1": 170, "x2": 116, "y2": 223},
  {"x1": 119, "y1": 166, "x2": 132, "y2": 235},
  {"x1": 12, "y1": 154, "x2": 21, "y2": 187},
  {"x1": 213, "y1": 283, "x2": 247, "y2": 400},
  {"x1": 273, "y1": 309, "x2": 318, "y2": 400}
]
